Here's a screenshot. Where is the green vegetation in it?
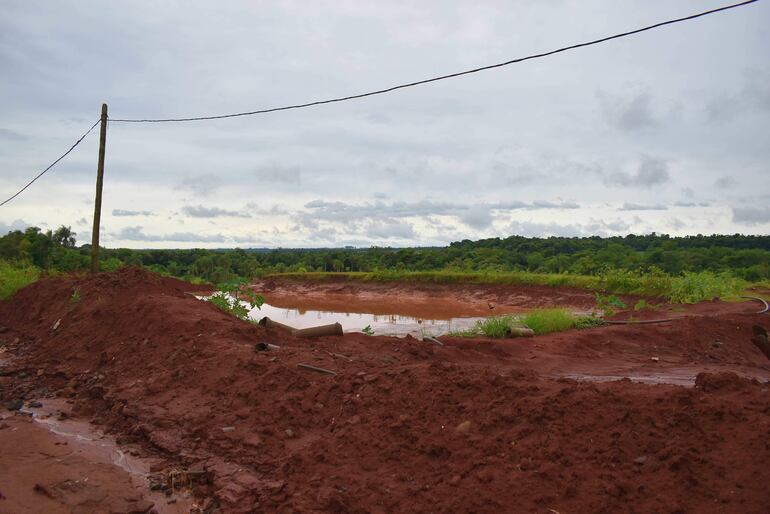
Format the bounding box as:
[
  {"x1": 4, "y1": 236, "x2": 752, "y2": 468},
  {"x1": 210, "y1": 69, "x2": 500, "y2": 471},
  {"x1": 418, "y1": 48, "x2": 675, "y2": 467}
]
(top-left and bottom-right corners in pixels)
[
  {"x1": 476, "y1": 315, "x2": 516, "y2": 338},
  {"x1": 361, "y1": 325, "x2": 375, "y2": 336},
  {"x1": 572, "y1": 314, "x2": 605, "y2": 329},
  {"x1": 207, "y1": 280, "x2": 265, "y2": 320},
  {"x1": 272, "y1": 270, "x2": 746, "y2": 303},
  {"x1": 521, "y1": 308, "x2": 575, "y2": 335},
  {"x1": 595, "y1": 294, "x2": 627, "y2": 316},
  {"x1": 668, "y1": 271, "x2": 745, "y2": 303},
  {"x1": 0, "y1": 260, "x2": 39, "y2": 300},
  {"x1": 451, "y1": 309, "x2": 607, "y2": 338},
  {"x1": 0, "y1": 225, "x2": 764, "y2": 304}
]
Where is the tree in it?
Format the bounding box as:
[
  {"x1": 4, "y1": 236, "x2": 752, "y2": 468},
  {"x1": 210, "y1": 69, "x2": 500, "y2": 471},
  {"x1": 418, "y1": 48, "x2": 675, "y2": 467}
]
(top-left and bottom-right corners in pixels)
[{"x1": 52, "y1": 226, "x2": 76, "y2": 248}]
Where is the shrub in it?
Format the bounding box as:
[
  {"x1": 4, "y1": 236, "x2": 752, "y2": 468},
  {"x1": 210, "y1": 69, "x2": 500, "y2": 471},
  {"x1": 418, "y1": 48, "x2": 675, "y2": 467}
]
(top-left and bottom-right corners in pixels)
[
  {"x1": 595, "y1": 294, "x2": 627, "y2": 316},
  {"x1": 573, "y1": 315, "x2": 605, "y2": 329},
  {"x1": 522, "y1": 309, "x2": 575, "y2": 335},
  {"x1": 668, "y1": 271, "x2": 745, "y2": 304},
  {"x1": 208, "y1": 281, "x2": 265, "y2": 320},
  {"x1": 0, "y1": 260, "x2": 39, "y2": 300}
]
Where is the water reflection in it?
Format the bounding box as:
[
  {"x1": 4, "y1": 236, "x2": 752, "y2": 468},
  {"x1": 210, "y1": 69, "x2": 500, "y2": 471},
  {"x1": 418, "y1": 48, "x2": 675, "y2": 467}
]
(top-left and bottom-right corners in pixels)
[{"x1": 249, "y1": 302, "x2": 485, "y2": 337}]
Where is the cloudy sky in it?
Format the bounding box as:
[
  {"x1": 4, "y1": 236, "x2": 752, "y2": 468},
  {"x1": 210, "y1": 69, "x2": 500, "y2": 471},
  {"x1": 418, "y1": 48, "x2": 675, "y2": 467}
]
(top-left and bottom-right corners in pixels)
[{"x1": 1, "y1": 0, "x2": 768, "y2": 248}]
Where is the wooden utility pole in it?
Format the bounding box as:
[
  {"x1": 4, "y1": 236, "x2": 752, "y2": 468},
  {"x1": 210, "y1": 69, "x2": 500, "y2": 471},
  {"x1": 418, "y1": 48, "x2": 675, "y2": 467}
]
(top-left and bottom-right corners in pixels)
[{"x1": 90, "y1": 103, "x2": 108, "y2": 273}]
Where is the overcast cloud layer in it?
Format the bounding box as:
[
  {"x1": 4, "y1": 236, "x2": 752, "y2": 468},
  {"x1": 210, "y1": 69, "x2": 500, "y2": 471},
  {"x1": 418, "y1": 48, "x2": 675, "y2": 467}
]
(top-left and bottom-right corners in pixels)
[{"x1": 1, "y1": 0, "x2": 768, "y2": 248}]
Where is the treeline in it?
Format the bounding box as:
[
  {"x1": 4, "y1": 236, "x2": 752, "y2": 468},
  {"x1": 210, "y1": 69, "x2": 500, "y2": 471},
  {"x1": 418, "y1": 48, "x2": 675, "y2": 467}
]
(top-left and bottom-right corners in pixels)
[{"x1": 1, "y1": 227, "x2": 768, "y2": 284}]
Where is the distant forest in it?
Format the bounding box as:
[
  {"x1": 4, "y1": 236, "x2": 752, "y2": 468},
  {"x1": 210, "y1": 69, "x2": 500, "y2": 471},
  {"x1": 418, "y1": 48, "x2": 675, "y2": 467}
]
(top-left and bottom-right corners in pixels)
[{"x1": 1, "y1": 226, "x2": 768, "y2": 284}]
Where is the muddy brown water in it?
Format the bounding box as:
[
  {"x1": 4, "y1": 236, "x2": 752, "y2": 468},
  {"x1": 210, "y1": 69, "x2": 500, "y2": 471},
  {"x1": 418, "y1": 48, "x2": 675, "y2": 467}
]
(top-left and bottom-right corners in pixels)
[
  {"x1": 3, "y1": 398, "x2": 196, "y2": 514},
  {"x1": 249, "y1": 301, "x2": 492, "y2": 337}
]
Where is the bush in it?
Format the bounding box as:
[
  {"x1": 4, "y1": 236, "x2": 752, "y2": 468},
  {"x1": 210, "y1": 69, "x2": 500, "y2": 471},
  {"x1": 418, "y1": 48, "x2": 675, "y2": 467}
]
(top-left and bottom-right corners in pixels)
[
  {"x1": 208, "y1": 281, "x2": 265, "y2": 320},
  {"x1": 522, "y1": 308, "x2": 575, "y2": 335},
  {"x1": 0, "y1": 260, "x2": 39, "y2": 299},
  {"x1": 573, "y1": 314, "x2": 605, "y2": 329},
  {"x1": 668, "y1": 271, "x2": 745, "y2": 304}
]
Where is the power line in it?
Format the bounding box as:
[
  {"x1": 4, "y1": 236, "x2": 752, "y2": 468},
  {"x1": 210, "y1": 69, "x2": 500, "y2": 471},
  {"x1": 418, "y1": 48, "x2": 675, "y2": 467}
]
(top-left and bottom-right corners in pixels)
[
  {"x1": 0, "y1": 119, "x2": 100, "y2": 207},
  {"x1": 111, "y1": 0, "x2": 758, "y2": 123},
  {"x1": 0, "y1": 0, "x2": 759, "y2": 208}
]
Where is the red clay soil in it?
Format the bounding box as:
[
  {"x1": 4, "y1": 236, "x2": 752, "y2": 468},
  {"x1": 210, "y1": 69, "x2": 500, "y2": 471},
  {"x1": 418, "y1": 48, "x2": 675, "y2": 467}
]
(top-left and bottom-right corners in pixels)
[
  {"x1": 1, "y1": 268, "x2": 769, "y2": 513},
  {"x1": 252, "y1": 276, "x2": 619, "y2": 318}
]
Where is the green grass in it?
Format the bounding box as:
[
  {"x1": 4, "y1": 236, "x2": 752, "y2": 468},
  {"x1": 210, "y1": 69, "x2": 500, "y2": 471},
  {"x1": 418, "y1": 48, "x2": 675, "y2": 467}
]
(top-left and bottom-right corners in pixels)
[
  {"x1": 476, "y1": 315, "x2": 516, "y2": 338},
  {"x1": 521, "y1": 308, "x2": 575, "y2": 335},
  {"x1": 0, "y1": 260, "x2": 40, "y2": 300},
  {"x1": 268, "y1": 269, "x2": 749, "y2": 304},
  {"x1": 448, "y1": 309, "x2": 606, "y2": 338},
  {"x1": 270, "y1": 270, "x2": 600, "y2": 289}
]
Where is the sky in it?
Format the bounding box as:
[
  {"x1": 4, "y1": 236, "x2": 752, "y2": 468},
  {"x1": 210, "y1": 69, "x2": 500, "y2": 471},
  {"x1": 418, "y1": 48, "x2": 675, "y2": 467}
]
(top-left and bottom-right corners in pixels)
[{"x1": 1, "y1": 0, "x2": 768, "y2": 248}]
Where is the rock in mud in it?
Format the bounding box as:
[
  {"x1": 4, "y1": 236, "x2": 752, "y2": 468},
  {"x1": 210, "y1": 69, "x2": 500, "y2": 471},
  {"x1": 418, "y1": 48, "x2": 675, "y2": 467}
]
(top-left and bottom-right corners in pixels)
[
  {"x1": 27, "y1": 400, "x2": 43, "y2": 409},
  {"x1": 750, "y1": 325, "x2": 770, "y2": 360},
  {"x1": 455, "y1": 420, "x2": 472, "y2": 434},
  {"x1": 695, "y1": 371, "x2": 757, "y2": 392},
  {"x1": 4, "y1": 399, "x2": 23, "y2": 411}
]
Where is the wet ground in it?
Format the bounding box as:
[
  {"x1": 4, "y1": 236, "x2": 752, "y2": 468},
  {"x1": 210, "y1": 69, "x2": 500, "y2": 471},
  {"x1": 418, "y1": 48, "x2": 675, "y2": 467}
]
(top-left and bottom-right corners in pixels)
[
  {"x1": 0, "y1": 388, "x2": 195, "y2": 514},
  {"x1": 2, "y1": 269, "x2": 769, "y2": 513}
]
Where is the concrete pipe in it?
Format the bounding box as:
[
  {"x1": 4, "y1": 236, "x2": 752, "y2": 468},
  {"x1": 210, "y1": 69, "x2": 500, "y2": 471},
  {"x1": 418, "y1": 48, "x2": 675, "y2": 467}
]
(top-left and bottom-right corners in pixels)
[
  {"x1": 292, "y1": 322, "x2": 344, "y2": 338},
  {"x1": 258, "y1": 316, "x2": 297, "y2": 332}
]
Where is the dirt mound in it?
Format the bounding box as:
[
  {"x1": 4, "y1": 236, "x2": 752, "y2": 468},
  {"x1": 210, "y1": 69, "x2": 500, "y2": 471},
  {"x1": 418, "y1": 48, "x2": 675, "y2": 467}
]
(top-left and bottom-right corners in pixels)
[
  {"x1": 695, "y1": 371, "x2": 761, "y2": 391},
  {"x1": 2, "y1": 270, "x2": 770, "y2": 512}
]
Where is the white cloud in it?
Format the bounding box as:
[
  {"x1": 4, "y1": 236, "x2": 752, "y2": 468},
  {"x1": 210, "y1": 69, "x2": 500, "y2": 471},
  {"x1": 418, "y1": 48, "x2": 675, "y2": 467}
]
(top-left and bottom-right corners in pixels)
[
  {"x1": 0, "y1": 0, "x2": 767, "y2": 247},
  {"x1": 182, "y1": 205, "x2": 250, "y2": 218}
]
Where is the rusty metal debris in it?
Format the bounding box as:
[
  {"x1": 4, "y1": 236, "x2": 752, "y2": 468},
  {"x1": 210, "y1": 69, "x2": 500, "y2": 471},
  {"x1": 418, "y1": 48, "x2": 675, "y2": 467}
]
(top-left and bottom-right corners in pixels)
[{"x1": 258, "y1": 317, "x2": 296, "y2": 332}]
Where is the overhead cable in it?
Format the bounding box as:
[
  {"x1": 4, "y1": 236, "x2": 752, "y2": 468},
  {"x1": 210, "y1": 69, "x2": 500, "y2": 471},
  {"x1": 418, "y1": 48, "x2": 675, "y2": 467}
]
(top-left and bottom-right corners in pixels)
[
  {"x1": 110, "y1": 0, "x2": 759, "y2": 123},
  {"x1": 0, "y1": 119, "x2": 101, "y2": 207}
]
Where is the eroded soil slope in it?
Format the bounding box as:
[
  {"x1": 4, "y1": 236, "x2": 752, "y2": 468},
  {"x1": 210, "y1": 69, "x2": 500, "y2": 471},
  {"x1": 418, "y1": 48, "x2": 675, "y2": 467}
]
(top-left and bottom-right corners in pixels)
[{"x1": 1, "y1": 268, "x2": 769, "y2": 513}]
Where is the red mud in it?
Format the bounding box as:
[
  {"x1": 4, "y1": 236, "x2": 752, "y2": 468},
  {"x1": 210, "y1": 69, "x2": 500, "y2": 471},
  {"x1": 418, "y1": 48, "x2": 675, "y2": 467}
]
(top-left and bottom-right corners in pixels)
[
  {"x1": 252, "y1": 276, "x2": 612, "y2": 318},
  {"x1": 0, "y1": 406, "x2": 194, "y2": 514},
  {"x1": 1, "y1": 267, "x2": 769, "y2": 513}
]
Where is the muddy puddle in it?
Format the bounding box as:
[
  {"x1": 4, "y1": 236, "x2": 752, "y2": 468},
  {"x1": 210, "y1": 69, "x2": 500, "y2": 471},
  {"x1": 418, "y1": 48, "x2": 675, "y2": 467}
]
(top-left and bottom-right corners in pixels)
[
  {"x1": 13, "y1": 398, "x2": 196, "y2": 513},
  {"x1": 248, "y1": 302, "x2": 489, "y2": 337}
]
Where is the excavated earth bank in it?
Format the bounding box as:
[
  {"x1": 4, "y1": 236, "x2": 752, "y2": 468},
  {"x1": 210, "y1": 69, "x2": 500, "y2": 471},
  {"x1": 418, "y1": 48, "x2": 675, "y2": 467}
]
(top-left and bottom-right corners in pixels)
[{"x1": 1, "y1": 268, "x2": 769, "y2": 513}]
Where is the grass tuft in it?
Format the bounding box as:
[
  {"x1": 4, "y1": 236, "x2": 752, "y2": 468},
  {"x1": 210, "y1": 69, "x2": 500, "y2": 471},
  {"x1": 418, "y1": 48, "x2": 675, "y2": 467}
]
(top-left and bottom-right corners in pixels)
[
  {"x1": 475, "y1": 316, "x2": 515, "y2": 338},
  {"x1": 521, "y1": 308, "x2": 575, "y2": 335}
]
